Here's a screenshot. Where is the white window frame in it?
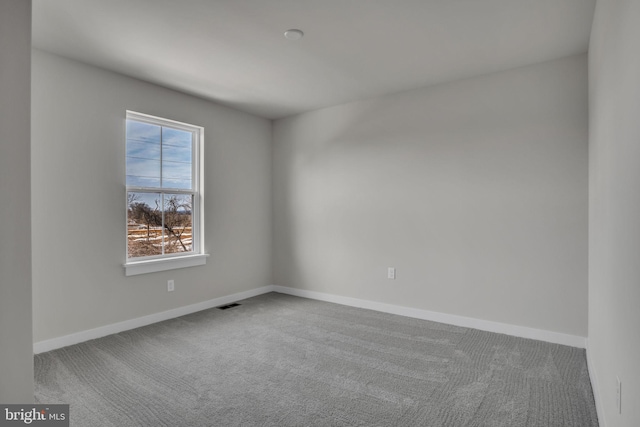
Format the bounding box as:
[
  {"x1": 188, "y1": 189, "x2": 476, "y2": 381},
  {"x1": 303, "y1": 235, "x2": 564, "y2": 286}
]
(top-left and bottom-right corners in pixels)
[{"x1": 124, "y1": 111, "x2": 207, "y2": 276}]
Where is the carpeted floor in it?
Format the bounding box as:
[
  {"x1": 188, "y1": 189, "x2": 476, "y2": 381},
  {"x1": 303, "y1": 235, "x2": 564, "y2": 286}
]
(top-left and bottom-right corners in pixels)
[{"x1": 34, "y1": 292, "x2": 598, "y2": 426}]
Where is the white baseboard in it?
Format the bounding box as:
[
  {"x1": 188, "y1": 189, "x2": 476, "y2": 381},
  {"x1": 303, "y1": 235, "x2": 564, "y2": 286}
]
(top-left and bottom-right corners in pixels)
[
  {"x1": 272, "y1": 285, "x2": 587, "y2": 348},
  {"x1": 586, "y1": 343, "x2": 606, "y2": 427},
  {"x1": 34, "y1": 284, "x2": 587, "y2": 353},
  {"x1": 33, "y1": 285, "x2": 275, "y2": 354}
]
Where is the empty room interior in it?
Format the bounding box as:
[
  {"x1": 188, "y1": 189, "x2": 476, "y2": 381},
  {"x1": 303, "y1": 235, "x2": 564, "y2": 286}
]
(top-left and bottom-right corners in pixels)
[{"x1": 1, "y1": 0, "x2": 639, "y2": 426}]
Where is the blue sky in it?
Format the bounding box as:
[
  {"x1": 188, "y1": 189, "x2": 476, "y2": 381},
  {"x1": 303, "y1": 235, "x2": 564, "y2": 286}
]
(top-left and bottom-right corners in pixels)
[{"x1": 126, "y1": 120, "x2": 193, "y2": 189}]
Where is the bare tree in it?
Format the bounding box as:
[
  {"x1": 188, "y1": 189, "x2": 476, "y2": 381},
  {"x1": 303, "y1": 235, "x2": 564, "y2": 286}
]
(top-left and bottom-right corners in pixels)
[
  {"x1": 128, "y1": 198, "x2": 161, "y2": 242},
  {"x1": 163, "y1": 195, "x2": 192, "y2": 253},
  {"x1": 128, "y1": 193, "x2": 192, "y2": 256}
]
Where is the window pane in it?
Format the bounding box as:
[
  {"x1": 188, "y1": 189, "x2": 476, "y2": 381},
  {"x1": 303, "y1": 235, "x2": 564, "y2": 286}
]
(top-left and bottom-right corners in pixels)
[
  {"x1": 127, "y1": 192, "x2": 162, "y2": 258},
  {"x1": 127, "y1": 120, "x2": 161, "y2": 144},
  {"x1": 126, "y1": 158, "x2": 161, "y2": 187},
  {"x1": 126, "y1": 139, "x2": 161, "y2": 160},
  {"x1": 162, "y1": 143, "x2": 192, "y2": 164},
  {"x1": 161, "y1": 177, "x2": 192, "y2": 190},
  {"x1": 162, "y1": 127, "x2": 192, "y2": 149},
  {"x1": 163, "y1": 194, "x2": 193, "y2": 254},
  {"x1": 162, "y1": 127, "x2": 192, "y2": 189},
  {"x1": 162, "y1": 160, "x2": 192, "y2": 189},
  {"x1": 126, "y1": 120, "x2": 161, "y2": 187}
]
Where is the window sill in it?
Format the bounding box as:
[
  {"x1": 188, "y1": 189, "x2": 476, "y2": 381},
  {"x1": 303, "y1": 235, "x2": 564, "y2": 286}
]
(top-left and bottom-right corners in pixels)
[{"x1": 124, "y1": 254, "x2": 209, "y2": 276}]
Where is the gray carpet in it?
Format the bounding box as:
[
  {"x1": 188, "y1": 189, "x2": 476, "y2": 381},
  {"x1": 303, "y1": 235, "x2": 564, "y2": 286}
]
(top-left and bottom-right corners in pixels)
[{"x1": 34, "y1": 292, "x2": 598, "y2": 426}]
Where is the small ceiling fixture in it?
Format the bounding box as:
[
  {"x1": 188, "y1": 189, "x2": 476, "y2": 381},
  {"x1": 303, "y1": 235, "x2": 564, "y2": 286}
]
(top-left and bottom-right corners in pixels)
[{"x1": 284, "y1": 29, "x2": 304, "y2": 40}]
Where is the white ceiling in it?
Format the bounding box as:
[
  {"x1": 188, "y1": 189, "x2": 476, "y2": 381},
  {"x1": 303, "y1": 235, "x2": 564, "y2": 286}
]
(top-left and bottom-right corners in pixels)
[{"x1": 32, "y1": 0, "x2": 596, "y2": 119}]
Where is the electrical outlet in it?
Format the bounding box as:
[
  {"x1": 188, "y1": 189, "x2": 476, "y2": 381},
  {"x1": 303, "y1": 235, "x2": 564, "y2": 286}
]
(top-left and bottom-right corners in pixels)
[
  {"x1": 616, "y1": 376, "x2": 622, "y2": 414},
  {"x1": 387, "y1": 267, "x2": 396, "y2": 280},
  {"x1": 167, "y1": 280, "x2": 175, "y2": 292}
]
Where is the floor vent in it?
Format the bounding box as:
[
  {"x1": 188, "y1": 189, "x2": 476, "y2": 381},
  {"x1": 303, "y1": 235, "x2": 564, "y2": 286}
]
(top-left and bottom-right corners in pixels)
[{"x1": 217, "y1": 303, "x2": 241, "y2": 310}]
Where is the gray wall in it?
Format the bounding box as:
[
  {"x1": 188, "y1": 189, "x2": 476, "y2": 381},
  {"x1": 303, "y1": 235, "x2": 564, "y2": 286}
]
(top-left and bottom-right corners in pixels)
[
  {"x1": 31, "y1": 50, "x2": 272, "y2": 342},
  {"x1": 589, "y1": 0, "x2": 640, "y2": 425},
  {"x1": 0, "y1": 0, "x2": 34, "y2": 402},
  {"x1": 273, "y1": 55, "x2": 588, "y2": 337}
]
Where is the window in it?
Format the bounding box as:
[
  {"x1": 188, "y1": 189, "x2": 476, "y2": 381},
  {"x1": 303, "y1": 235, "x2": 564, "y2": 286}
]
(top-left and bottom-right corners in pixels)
[{"x1": 124, "y1": 111, "x2": 207, "y2": 276}]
